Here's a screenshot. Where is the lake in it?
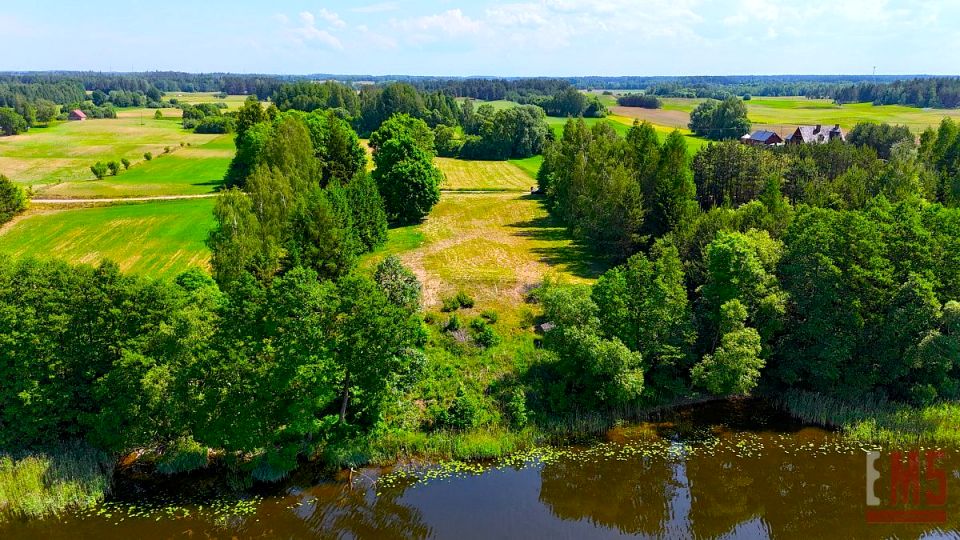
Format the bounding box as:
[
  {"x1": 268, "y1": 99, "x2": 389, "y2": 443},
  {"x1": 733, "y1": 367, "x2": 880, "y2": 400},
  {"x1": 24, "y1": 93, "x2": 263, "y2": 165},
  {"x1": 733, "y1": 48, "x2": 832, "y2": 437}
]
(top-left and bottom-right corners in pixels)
[{"x1": 4, "y1": 399, "x2": 960, "y2": 539}]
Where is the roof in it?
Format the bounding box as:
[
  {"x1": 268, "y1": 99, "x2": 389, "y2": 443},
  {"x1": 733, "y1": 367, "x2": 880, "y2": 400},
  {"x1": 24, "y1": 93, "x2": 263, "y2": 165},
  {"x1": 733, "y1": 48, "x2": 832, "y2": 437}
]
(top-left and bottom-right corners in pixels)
[
  {"x1": 788, "y1": 124, "x2": 844, "y2": 144},
  {"x1": 742, "y1": 130, "x2": 781, "y2": 142},
  {"x1": 70, "y1": 109, "x2": 87, "y2": 118}
]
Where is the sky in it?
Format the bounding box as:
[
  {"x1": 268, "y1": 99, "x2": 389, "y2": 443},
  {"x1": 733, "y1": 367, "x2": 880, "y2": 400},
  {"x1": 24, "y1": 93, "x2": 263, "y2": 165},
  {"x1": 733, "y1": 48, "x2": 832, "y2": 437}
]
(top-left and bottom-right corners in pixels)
[{"x1": 4, "y1": 0, "x2": 960, "y2": 76}]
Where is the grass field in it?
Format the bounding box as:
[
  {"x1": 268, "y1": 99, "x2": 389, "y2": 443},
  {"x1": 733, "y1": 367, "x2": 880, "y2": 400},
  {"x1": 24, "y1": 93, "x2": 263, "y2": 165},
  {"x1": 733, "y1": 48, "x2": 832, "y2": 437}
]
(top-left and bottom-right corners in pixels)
[
  {"x1": 367, "y1": 190, "x2": 602, "y2": 310},
  {"x1": 36, "y1": 136, "x2": 232, "y2": 199},
  {"x1": 0, "y1": 199, "x2": 215, "y2": 278},
  {"x1": 0, "y1": 115, "x2": 224, "y2": 190},
  {"x1": 436, "y1": 157, "x2": 535, "y2": 191},
  {"x1": 623, "y1": 96, "x2": 960, "y2": 136},
  {"x1": 508, "y1": 155, "x2": 543, "y2": 180},
  {"x1": 170, "y1": 92, "x2": 250, "y2": 110}
]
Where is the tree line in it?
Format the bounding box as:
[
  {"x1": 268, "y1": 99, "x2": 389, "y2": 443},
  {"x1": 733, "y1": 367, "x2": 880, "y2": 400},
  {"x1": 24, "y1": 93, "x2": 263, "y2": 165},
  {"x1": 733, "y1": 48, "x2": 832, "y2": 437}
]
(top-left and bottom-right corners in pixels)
[
  {"x1": 534, "y1": 116, "x2": 960, "y2": 413},
  {"x1": 0, "y1": 103, "x2": 445, "y2": 481}
]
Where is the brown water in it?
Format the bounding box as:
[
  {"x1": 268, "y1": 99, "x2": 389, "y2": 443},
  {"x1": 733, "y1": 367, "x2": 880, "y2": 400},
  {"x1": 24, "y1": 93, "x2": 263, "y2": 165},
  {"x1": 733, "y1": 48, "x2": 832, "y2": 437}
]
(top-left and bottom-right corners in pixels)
[{"x1": 5, "y1": 399, "x2": 960, "y2": 539}]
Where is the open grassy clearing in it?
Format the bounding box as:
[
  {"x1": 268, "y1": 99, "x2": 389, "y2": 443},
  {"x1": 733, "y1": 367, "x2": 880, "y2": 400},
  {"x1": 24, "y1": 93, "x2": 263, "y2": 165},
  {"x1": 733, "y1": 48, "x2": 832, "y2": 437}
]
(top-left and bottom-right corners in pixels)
[
  {"x1": 0, "y1": 198, "x2": 214, "y2": 278},
  {"x1": 456, "y1": 98, "x2": 518, "y2": 112},
  {"x1": 648, "y1": 96, "x2": 960, "y2": 135},
  {"x1": 366, "y1": 191, "x2": 603, "y2": 311},
  {"x1": 169, "y1": 92, "x2": 250, "y2": 110},
  {"x1": 37, "y1": 135, "x2": 232, "y2": 199},
  {"x1": 0, "y1": 115, "x2": 222, "y2": 189},
  {"x1": 436, "y1": 157, "x2": 535, "y2": 191}
]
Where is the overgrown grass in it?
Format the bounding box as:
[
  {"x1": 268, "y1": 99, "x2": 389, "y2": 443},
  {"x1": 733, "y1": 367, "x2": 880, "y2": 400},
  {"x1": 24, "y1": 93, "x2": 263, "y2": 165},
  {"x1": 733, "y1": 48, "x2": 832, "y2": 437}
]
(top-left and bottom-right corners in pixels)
[
  {"x1": 0, "y1": 198, "x2": 215, "y2": 278},
  {"x1": 781, "y1": 391, "x2": 960, "y2": 447},
  {"x1": 0, "y1": 442, "x2": 113, "y2": 521}
]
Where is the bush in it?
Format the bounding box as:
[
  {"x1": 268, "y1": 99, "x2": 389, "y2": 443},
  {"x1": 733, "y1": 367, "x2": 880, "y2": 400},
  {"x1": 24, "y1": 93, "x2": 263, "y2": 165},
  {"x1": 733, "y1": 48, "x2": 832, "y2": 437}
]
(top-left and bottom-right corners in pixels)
[
  {"x1": 154, "y1": 109, "x2": 163, "y2": 120},
  {"x1": 444, "y1": 314, "x2": 462, "y2": 332},
  {"x1": 441, "y1": 290, "x2": 475, "y2": 312},
  {"x1": 0, "y1": 174, "x2": 27, "y2": 225},
  {"x1": 90, "y1": 162, "x2": 108, "y2": 179},
  {"x1": 480, "y1": 309, "x2": 499, "y2": 323},
  {"x1": 164, "y1": 146, "x2": 171, "y2": 154},
  {"x1": 120, "y1": 158, "x2": 130, "y2": 170},
  {"x1": 503, "y1": 388, "x2": 528, "y2": 429},
  {"x1": 471, "y1": 319, "x2": 501, "y2": 348},
  {"x1": 437, "y1": 387, "x2": 482, "y2": 431},
  {"x1": 106, "y1": 161, "x2": 120, "y2": 176},
  {"x1": 143, "y1": 152, "x2": 153, "y2": 161}
]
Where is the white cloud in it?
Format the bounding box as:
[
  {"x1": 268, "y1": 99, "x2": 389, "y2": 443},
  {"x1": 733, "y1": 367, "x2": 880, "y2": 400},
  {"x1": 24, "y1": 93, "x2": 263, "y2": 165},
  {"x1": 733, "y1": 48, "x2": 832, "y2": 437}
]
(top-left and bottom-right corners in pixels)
[
  {"x1": 352, "y1": 2, "x2": 400, "y2": 14},
  {"x1": 316, "y1": 8, "x2": 346, "y2": 29},
  {"x1": 285, "y1": 11, "x2": 344, "y2": 50},
  {"x1": 394, "y1": 9, "x2": 483, "y2": 36}
]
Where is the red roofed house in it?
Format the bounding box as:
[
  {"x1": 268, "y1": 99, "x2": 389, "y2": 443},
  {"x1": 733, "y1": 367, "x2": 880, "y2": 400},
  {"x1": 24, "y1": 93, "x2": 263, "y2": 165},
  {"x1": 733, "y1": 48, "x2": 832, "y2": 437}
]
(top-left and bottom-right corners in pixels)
[{"x1": 68, "y1": 109, "x2": 87, "y2": 121}]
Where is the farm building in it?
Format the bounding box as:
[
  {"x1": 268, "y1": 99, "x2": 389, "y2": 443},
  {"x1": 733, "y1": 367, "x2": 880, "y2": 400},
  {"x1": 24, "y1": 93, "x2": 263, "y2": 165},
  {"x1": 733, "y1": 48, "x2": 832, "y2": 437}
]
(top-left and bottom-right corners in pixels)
[
  {"x1": 786, "y1": 124, "x2": 844, "y2": 144},
  {"x1": 740, "y1": 130, "x2": 783, "y2": 146},
  {"x1": 68, "y1": 109, "x2": 87, "y2": 121}
]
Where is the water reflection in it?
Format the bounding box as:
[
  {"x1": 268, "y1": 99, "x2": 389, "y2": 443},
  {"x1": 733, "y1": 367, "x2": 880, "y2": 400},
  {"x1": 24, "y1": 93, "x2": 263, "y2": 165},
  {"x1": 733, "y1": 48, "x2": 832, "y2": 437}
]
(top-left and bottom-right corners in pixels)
[{"x1": 6, "y1": 399, "x2": 960, "y2": 539}]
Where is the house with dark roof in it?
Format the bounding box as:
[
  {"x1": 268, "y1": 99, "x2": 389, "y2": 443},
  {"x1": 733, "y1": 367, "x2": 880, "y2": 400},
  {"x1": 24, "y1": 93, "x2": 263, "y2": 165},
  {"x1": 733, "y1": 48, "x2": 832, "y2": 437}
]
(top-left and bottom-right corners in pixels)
[
  {"x1": 786, "y1": 124, "x2": 844, "y2": 144},
  {"x1": 68, "y1": 109, "x2": 87, "y2": 121},
  {"x1": 740, "y1": 130, "x2": 783, "y2": 146}
]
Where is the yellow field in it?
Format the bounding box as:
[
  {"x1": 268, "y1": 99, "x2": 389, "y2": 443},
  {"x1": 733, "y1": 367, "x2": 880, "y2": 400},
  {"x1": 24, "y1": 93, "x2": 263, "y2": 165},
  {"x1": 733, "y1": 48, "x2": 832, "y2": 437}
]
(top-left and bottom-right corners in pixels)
[
  {"x1": 435, "y1": 158, "x2": 535, "y2": 191},
  {"x1": 369, "y1": 191, "x2": 602, "y2": 310}
]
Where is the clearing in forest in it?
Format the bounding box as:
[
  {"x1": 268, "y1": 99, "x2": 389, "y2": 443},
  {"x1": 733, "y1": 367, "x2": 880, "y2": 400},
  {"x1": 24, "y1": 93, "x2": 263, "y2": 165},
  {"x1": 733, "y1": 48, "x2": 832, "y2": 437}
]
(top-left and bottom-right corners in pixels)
[
  {"x1": 368, "y1": 190, "x2": 603, "y2": 312},
  {"x1": 435, "y1": 157, "x2": 536, "y2": 191}
]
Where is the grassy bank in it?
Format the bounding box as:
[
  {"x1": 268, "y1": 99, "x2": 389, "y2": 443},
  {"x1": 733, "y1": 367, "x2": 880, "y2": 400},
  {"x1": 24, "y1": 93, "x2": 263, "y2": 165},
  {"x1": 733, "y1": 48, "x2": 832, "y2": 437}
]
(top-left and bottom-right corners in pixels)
[
  {"x1": 781, "y1": 391, "x2": 960, "y2": 447},
  {"x1": 0, "y1": 442, "x2": 113, "y2": 522}
]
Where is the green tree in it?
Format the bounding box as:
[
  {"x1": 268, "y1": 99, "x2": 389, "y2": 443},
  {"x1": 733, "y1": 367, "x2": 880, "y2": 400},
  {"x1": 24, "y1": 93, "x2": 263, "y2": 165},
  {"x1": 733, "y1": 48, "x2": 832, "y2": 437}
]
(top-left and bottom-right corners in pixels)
[
  {"x1": 90, "y1": 162, "x2": 109, "y2": 179},
  {"x1": 691, "y1": 299, "x2": 764, "y2": 395},
  {"x1": 0, "y1": 174, "x2": 27, "y2": 225},
  {"x1": 650, "y1": 131, "x2": 698, "y2": 237},
  {"x1": 688, "y1": 97, "x2": 751, "y2": 141},
  {"x1": 0, "y1": 107, "x2": 28, "y2": 136},
  {"x1": 345, "y1": 172, "x2": 388, "y2": 251},
  {"x1": 372, "y1": 132, "x2": 442, "y2": 225},
  {"x1": 374, "y1": 255, "x2": 422, "y2": 312}
]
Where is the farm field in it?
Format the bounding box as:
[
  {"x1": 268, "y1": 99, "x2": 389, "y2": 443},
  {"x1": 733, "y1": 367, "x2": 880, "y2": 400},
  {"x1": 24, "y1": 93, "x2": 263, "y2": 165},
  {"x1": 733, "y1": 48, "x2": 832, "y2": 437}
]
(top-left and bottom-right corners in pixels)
[
  {"x1": 366, "y1": 190, "x2": 603, "y2": 312},
  {"x1": 0, "y1": 198, "x2": 215, "y2": 278},
  {"x1": 36, "y1": 135, "x2": 232, "y2": 199},
  {"x1": 435, "y1": 157, "x2": 534, "y2": 191},
  {"x1": 0, "y1": 114, "x2": 224, "y2": 190},
  {"x1": 169, "y1": 92, "x2": 250, "y2": 110},
  {"x1": 616, "y1": 96, "x2": 960, "y2": 137}
]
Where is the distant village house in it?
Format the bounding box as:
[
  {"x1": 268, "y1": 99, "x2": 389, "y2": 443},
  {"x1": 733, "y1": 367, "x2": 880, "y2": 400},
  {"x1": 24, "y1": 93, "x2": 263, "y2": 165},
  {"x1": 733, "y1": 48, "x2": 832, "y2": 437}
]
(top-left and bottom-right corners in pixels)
[
  {"x1": 786, "y1": 124, "x2": 844, "y2": 144},
  {"x1": 740, "y1": 130, "x2": 783, "y2": 146},
  {"x1": 68, "y1": 109, "x2": 87, "y2": 121}
]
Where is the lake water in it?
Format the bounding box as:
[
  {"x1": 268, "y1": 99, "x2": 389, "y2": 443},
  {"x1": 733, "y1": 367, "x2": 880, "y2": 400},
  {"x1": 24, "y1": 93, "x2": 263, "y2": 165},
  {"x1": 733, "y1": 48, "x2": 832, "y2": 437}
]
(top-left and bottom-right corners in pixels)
[{"x1": 5, "y1": 399, "x2": 960, "y2": 539}]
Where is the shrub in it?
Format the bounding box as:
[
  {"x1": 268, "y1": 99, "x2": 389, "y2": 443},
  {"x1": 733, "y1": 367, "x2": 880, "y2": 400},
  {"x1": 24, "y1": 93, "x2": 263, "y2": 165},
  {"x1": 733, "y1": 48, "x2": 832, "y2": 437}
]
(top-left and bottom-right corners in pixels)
[
  {"x1": 164, "y1": 146, "x2": 171, "y2": 154},
  {"x1": 471, "y1": 319, "x2": 501, "y2": 348},
  {"x1": 90, "y1": 162, "x2": 108, "y2": 179},
  {"x1": 0, "y1": 174, "x2": 27, "y2": 225},
  {"x1": 120, "y1": 158, "x2": 130, "y2": 170},
  {"x1": 438, "y1": 387, "x2": 482, "y2": 430},
  {"x1": 374, "y1": 255, "x2": 422, "y2": 311},
  {"x1": 503, "y1": 388, "x2": 528, "y2": 429},
  {"x1": 444, "y1": 314, "x2": 462, "y2": 332},
  {"x1": 454, "y1": 291, "x2": 475, "y2": 309},
  {"x1": 154, "y1": 109, "x2": 163, "y2": 120},
  {"x1": 106, "y1": 161, "x2": 120, "y2": 176},
  {"x1": 480, "y1": 310, "x2": 499, "y2": 323},
  {"x1": 143, "y1": 152, "x2": 153, "y2": 161}
]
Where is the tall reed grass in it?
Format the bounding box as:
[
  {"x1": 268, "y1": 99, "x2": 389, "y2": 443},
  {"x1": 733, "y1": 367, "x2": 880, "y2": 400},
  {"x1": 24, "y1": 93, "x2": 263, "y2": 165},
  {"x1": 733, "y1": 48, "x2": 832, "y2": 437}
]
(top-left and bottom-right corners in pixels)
[{"x1": 0, "y1": 441, "x2": 113, "y2": 521}]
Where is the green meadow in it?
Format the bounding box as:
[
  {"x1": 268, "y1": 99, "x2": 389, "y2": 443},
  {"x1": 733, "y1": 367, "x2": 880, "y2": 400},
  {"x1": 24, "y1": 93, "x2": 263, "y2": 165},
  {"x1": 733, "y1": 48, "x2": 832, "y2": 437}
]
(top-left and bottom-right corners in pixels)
[
  {"x1": 37, "y1": 135, "x2": 232, "y2": 199},
  {"x1": 0, "y1": 198, "x2": 215, "y2": 278},
  {"x1": 0, "y1": 115, "x2": 224, "y2": 190}
]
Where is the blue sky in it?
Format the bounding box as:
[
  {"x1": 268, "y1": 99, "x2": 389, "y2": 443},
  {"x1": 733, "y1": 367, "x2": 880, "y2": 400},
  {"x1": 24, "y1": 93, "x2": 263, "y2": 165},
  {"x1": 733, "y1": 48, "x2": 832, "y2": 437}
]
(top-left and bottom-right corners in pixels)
[{"x1": 4, "y1": 1, "x2": 960, "y2": 75}]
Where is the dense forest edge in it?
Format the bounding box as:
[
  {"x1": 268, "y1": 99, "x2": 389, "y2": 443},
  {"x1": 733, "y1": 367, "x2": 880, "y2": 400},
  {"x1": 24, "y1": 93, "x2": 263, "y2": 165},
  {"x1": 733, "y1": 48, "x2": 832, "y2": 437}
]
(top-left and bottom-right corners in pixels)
[{"x1": 3, "y1": 72, "x2": 960, "y2": 521}]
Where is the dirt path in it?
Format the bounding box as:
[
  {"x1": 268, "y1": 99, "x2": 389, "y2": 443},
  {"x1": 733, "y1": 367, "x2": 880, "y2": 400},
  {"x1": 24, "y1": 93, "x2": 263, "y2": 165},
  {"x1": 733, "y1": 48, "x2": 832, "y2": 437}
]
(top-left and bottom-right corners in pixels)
[{"x1": 30, "y1": 193, "x2": 218, "y2": 204}]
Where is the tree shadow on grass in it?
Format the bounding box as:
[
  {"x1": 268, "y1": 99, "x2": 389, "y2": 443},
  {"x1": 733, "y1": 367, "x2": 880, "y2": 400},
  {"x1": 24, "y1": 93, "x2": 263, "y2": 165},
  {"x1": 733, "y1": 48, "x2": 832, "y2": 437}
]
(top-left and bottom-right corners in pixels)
[{"x1": 507, "y1": 195, "x2": 609, "y2": 280}]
